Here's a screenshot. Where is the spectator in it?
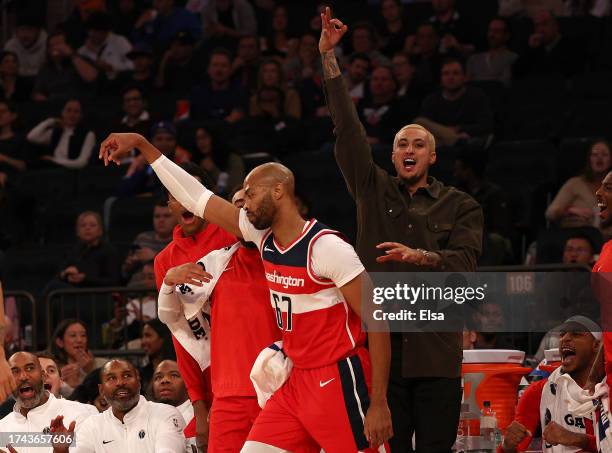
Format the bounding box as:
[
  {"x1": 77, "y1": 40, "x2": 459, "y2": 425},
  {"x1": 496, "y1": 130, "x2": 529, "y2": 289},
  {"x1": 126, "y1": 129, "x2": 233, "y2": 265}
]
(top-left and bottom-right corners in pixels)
[
  {"x1": 60, "y1": 0, "x2": 107, "y2": 48},
  {"x1": 0, "y1": 51, "x2": 33, "y2": 102},
  {"x1": 239, "y1": 86, "x2": 305, "y2": 156},
  {"x1": 377, "y1": 0, "x2": 408, "y2": 58},
  {"x1": 250, "y1": 58, "x2": 301, "y2": 119},
  {"x1": 191, "y1": 124, "x2": 245, "y2": 196},
  {"x1": 472, "y1": 302, "x2": 514, "y2": 349},
  {"x1": 322, "y1": 16, "x2": 483, "y2": 451},
  {"x1": 356, "y1": 65, "x2": 408, "y2": 145},
  {"x1": 0, "y1": 351, "x2": 96, "y2": 435},
  {"x1": 122, "y1": 198, "x2": 176, "y2": 285},
  {"x1": 454, "y1": 149, "x2": 514, "y2": 243},
  {"x1": 546, "y1": 140, "x2": 611, "y2": 229},
  {"x1": 152, "y1": 359, "x2": 195, "y2": 446},
  {"x1": 36, "y1": 352, "x2": 64, "y2": 398},
  {"x1": 416, "y1": 57, "x2": 494, "y2": 147},
  {"x1": 26, "y1": 98, "x2": 96, "y2": 170},
  {"x1": 47, "y1": 319, "x2": 106, "y2": 395},
  {"x1": 501, "y1": 316, "x2": 600, "y2": 452},
  {"x1": 392, "y1": 51, "x2": 418, "y2": 99},
  {"x1": 466, "y1": 18, "x2": 518, "y2": 87},
  {"x1": 133, "y1": 0, "x2": 201, "y2": 54},
  {"x1": 283, "y1": 33, "x2": 322, "y2": 88},
  {"x1": 140, "y1": 318, "x2": 176, "y2": 396},
  {"x1": 190, "y1": 48, "x2": 248, "y2": 123},
  {"x1": 77, "y1": 11, "x2": 134, "y2": 81},
  {"x1": 100, "y1": 271, "x2": 158, "y2": 350},
  {"x1": 346, "y1": 22, "x2": 391, "y2": 68},
  {"x1": 198, "y1": 0, "x2": 258, "y2": 46},
  {"x1": 32, "y1": 31, "x2": 98, "y2": 102},
  {"x1": 54, "y1": 359, "x2": 186, "y2": 452},
  {"x1": 0, "y1": 100, "x2": 26, "y2": 188},
  {"x1": 344, "y1": 53, "x2": 371, "y2": 104},
  {"x1": 119, "y1": 121, "x2": 192, "y2": 197},
  {"x1": 562, "y1": 234, "x2": 596, "y2": 267},
  {"x1": 3, "y1": 14, "x2": 47, "y2": 78},
  {"x1": 429, "y1": 0, "x2": 475, "y2": 56},
  {"x1": 404, "y1": 23, "x2": 443, "y2": 96},
  {"x1": 110, "y1": 0, "x2": 144, "y2": 38},
  {"x1": 48, "y1": 211, "x2": 120, "y2": 290},
  {"x1": 260, "y1": 5, "x2": 294, "y2": 59},
  {"x1": 232, "y1": 35, "x2": 262, "y2": 94},
  {"x1": 155, "y1": 31, "x2": 203, "y2": 95},
  {"x1": 68, "y1": 367, "x2": 108, "y2": 412},
  {"x1": 116, "y1": 43, "x2": 156, "y2": 95},
  {"x1": 515, "y1": 10, "x2": 583, "y2": 78},
  {"x1": 115, "y1": 86, "x2": 153, "y2": 139}
]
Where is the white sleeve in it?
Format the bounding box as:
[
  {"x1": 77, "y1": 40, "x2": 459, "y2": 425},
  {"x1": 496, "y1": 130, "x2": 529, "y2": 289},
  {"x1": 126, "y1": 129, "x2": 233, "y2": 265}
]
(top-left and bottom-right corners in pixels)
[
  {"x1": 238, "y1": 208, "x2": 268, "y2": 248},
  {"x1": 154, "y1": 405, "x2": 187, "y2": 453},
  {"x1": 26, "y1": 118, "x2": 55, "y2": 145},
  {"x1": 150, "y1": 154, "x2": 213, "y2": 218},
  {"x1": 52, "y1": 131, "x2": 95, "y2": 169},
  {"x1": 70, "y1": 416, "x2": 96, "y2": 452},
  {"x1": 310, "y1": 235, "x2": 365, "y2": 287},
  {"x1": 157, "y1": 283, "x2": 182, "y2": 325}
]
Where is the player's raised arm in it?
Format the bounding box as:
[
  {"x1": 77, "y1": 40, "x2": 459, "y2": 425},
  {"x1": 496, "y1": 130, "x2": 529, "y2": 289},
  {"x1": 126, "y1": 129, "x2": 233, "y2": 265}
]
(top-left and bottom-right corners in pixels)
[{"x1": 99, "y1": 133, "x2": 243, "y2": 238}]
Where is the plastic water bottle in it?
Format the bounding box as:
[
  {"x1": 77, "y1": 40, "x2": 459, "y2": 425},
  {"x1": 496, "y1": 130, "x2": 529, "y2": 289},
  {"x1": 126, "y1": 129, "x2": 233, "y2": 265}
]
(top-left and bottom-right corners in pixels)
[
  {"x1": 480, "y1": 401, "x2": 497, "y2": 451},
  {"x1": 456, "y1": 403, "x2": 480, "y2": 452}
]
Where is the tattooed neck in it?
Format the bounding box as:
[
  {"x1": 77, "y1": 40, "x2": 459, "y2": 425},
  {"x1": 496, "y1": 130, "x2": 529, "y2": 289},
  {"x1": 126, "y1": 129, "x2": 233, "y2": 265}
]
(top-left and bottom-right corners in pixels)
[{"x1": 322, "y1": 50, "x2": 341, "y2": 79}]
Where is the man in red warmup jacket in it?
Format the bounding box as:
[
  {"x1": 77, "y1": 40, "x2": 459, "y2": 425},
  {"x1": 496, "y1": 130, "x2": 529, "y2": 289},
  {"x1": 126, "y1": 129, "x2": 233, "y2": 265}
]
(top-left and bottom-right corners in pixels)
[
  {"x1": 500, "y1": 316, "x2": 600, "y2": 453},
  {"x1": 161, "y1": 188, "x2": 281, "y2": 452},
  {"x1": 154, "y1": 162, "x2": 235, "y2": 450}
]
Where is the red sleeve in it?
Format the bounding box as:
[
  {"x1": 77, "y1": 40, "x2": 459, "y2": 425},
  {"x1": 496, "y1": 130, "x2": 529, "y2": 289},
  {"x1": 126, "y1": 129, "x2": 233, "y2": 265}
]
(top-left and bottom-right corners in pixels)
[
  {"x1": 173, "y1": 335, "x2": 211, "y2": 404},
  {"x1": 496, "y1": 379, "x2": 546, "y2": 453},
  {"x1": 154, "y1": 253, "x2": 167, "y2": 291}
]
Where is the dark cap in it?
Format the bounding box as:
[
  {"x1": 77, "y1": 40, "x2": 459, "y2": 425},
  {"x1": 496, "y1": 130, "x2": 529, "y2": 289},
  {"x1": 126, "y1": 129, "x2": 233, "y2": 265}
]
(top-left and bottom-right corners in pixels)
[
  {"x1": 85, "y1": 12, "x2": 112, "y2": 31},
  {"x1": 150, "y1": 121, "x2": 176, "y2": 138},
  {"x1": 127, "y1": 43, "x2": 153, "y2": 59},
  {"x1": 558, "y1": 315, "x2": 602, "y2": 341},
  {"x1": 173, "y1": 31, "x2": 196, "y2": 45}
]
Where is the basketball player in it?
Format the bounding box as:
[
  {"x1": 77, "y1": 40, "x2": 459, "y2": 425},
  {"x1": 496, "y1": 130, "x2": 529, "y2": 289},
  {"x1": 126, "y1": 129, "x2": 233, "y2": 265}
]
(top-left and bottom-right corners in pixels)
[{"x1": 99, "y1": 132, "x2": 393, "y2": 452}]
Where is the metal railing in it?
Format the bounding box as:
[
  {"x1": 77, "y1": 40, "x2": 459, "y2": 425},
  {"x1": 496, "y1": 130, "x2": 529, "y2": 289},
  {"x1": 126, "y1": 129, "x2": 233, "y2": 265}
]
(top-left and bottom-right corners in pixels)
[
  {"x1": 45, "y1": 286, "x2": 156, "y2": 351},
  {"x1": 4, "y1": 290, "x2": 37, "y2": 351}
]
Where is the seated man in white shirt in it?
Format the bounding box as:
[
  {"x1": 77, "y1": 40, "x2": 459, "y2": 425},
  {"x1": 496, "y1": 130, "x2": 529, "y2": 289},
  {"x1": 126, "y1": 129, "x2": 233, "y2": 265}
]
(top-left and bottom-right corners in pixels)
[
  {"x1": 0, "y1": 352, "x2": 97, "y2": 453},
  {"x1": 152, "y1": 360, "x2": 196, "y2": 449},
  {"x1": 50, "y1": 359, "x2": 186, "y2": 453}
]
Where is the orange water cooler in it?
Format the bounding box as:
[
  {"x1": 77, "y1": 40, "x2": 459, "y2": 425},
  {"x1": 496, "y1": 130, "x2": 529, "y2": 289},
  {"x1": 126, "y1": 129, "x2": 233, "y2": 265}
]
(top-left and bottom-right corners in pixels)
[
  {"x1": 462, "y1": 350, "x2": 532, "y2": 431},
  {"x1": 538, "y1": 348, "x2": 562, "y2": 374}
]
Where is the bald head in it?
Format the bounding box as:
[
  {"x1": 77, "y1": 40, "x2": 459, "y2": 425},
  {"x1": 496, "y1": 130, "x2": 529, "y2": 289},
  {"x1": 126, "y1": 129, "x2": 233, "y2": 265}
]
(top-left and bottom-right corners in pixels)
[
  {"x1": 101, "y1": 358, "x2": 138, "y2": 378},
  {"x1": 246, "y1": 162, "x2": 295, "y2": 194},
  {"x1": 9, "y1": 351, "x2": 39, "y2": 367}
]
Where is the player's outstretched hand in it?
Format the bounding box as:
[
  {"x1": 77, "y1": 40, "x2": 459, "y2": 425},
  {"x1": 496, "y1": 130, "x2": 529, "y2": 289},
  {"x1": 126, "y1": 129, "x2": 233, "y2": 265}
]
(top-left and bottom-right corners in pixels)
[
  {"x1": 319, "y1": 7, "x2": 348, "y2": 54},
  {"x1": 364, "y1": 399, "x2": 393, "y2": 448},
  {"x1": 164, "y1": 263, "x2": 213, "y2": 287},
  {"x1": 99, "y1": 133, "x2": 145, "y2": 166}
]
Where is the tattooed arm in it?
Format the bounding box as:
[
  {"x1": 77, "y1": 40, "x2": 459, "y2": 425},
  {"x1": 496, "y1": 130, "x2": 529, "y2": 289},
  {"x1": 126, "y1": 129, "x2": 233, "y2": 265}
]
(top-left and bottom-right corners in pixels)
[{"x1": 319, "y1": 7, "x2": 376, "y2": 197}]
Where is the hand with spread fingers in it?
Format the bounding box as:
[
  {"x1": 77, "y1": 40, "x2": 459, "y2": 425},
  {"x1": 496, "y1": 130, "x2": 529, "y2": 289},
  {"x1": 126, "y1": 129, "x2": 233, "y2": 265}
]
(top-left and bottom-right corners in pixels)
[{"x1": 49, "y1": 415, "x2": 76, "y2": 453}]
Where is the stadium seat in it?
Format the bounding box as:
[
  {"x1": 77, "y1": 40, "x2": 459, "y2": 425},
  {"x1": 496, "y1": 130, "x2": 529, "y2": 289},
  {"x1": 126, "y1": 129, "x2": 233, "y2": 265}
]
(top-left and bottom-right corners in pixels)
[
  {"x1": 571, "y1": 72, "x2": 612, "y2": 101},
  {"x1": 562, "y1": 101, "x2": 612, "y2": 138},
  {"x1": 76, "y1": 165, "x2": 126, "y2": 199},
  {"x1": 502, "y1": 104, "x2": 566, "y2": 140},
  {"x1": 107, "y1": 196, "x2": 157, "y2": 244},
  {"x1": 506, "y1": 75, "x2": 569, "y2": 107},
  {"x1": 485, "y1": 140, "x2": 558, "y2": 230}
]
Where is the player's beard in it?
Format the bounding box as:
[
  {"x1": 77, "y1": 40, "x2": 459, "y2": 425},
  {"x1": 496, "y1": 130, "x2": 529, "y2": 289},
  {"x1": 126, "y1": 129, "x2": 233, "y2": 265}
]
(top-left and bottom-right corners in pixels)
[{"x1": 251, "y1": 192, "x2": 275, "y2": 230}]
